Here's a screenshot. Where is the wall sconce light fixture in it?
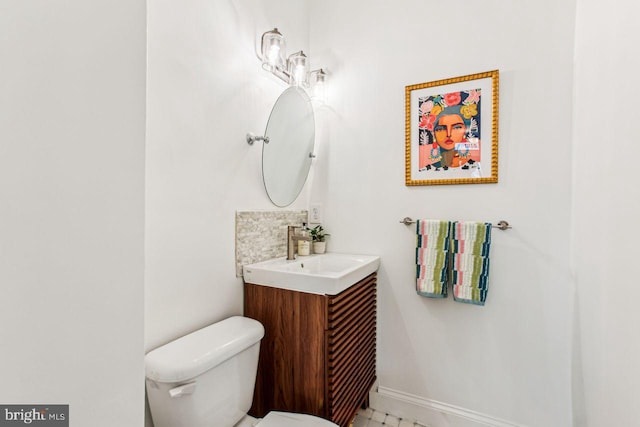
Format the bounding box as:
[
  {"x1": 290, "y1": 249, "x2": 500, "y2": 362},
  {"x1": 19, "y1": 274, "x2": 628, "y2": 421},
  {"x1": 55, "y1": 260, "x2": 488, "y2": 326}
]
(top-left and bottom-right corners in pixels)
[
  {"x1": 259, "y1": 28, "x2": 328, "y2": 99},
  {"x1": 310, "y1": 68, "x2": 327, "y2": 102},
  {"x1": 260, "y1": 28, "x2": 286, "y2": 73}
]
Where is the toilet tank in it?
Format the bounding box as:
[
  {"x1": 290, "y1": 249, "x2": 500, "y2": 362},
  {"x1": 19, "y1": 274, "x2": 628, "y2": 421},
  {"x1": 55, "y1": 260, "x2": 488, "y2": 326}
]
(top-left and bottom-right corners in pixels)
[{"x1": 145, "y1": 316, "x2": 265, "y2": 427}]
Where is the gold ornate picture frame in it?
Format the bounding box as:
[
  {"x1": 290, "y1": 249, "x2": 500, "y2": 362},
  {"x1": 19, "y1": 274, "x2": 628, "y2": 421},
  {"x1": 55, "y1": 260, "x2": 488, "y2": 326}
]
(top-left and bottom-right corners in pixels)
[{"x1": 405, "y1": 70, "x2": 499, "y2": 186}]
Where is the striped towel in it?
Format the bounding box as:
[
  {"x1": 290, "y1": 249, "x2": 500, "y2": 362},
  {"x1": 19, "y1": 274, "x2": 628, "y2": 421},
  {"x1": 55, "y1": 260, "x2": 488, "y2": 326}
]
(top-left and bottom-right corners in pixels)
[
  {"x1": 450, "y1": 221, "x2": 492, "y2": 305},
  {"x1": 416, "y1": 220, "x2": 451, "y2": 298}
]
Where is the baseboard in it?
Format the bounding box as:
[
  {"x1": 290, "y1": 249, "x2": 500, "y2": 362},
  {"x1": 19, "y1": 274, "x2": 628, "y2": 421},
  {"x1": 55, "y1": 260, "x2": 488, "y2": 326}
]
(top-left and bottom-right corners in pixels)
[{"x1": 369, "y1": 385, "x2": 526, "y2": 427}]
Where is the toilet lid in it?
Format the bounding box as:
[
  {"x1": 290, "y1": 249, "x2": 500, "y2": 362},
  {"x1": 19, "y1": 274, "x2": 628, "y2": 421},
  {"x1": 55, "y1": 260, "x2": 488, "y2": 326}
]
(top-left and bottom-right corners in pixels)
[{"x1": 256, "y1": 411, "x2": 338, "y2": 427}]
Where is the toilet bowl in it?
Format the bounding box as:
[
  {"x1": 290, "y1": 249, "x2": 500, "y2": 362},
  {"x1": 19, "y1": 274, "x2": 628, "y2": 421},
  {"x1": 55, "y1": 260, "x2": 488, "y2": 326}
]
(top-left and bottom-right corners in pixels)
[{"x1": 145, "y1": 316, "x2": 338, "y2": 427}]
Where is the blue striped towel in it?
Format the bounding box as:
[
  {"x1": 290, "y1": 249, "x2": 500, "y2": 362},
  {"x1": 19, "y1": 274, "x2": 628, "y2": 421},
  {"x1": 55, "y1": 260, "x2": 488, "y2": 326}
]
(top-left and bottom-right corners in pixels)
[{"x1": 416, "y1": 220, "x2": 451, "y2": 298}]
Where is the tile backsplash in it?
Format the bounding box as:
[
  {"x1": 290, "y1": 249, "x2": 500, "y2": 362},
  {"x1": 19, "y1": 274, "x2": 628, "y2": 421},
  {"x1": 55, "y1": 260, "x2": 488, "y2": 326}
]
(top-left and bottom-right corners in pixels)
[{"x1": 235, "y1": 210, "x2": 308, "y2": 277}]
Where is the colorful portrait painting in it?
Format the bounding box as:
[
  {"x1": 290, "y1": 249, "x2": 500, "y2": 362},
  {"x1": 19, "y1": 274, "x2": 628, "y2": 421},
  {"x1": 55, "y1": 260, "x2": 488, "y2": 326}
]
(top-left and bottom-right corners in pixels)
[
  {"x1": 405, "y1": 71, "x2": 499, "y2": 186},
  {"x1": 418, "y1": 89, "x2": 482, "y2": 172}
]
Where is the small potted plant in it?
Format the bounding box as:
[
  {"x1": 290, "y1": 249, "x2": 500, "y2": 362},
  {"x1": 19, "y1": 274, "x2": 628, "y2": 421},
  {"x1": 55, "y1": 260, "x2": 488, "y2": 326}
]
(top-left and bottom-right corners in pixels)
[{"x1": 310, "y1": 225, "x2": 330, "y2": 254}]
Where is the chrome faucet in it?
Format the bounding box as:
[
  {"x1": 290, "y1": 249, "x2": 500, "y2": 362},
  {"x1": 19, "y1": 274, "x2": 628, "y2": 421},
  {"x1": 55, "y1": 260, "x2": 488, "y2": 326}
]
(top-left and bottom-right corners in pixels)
[{"x1": 287, "y1": 225, "x2": 311, "y2": 260}]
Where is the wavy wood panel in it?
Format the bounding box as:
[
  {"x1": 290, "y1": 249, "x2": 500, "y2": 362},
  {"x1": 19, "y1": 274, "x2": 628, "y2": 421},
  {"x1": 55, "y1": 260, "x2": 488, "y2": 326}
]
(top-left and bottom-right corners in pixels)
[{"x1": 327, "y1": 274, "x2": 377, "y2": 427}]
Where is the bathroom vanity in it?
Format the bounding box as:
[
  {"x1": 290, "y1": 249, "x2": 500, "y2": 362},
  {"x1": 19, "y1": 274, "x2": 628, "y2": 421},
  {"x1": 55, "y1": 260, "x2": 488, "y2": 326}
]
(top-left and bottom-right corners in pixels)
[{"x1": 243, "y1": 254, "x2": 378, "y2": 427}]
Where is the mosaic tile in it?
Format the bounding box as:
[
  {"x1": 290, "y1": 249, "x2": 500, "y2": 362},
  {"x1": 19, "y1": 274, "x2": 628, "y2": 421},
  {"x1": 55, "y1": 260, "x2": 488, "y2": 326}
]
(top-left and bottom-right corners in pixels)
[
  {"x1": 235, "y1": 210, "x2": 308, "y2": 276},
  {"x1": 353, "y1": 408, "x2": 430, "y2": 427}
]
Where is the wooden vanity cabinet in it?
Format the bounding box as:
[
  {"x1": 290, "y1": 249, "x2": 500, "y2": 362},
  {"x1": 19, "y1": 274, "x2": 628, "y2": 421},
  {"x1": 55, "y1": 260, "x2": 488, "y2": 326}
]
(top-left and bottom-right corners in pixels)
[{"x1": 244, "y1": 273, "x2": 377, "y2": 427}]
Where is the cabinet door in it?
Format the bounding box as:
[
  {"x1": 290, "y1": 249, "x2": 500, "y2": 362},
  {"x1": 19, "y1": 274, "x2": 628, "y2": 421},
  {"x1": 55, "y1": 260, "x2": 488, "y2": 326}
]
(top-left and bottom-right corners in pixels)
[
  {"x1": 326, "y1": 273, "x2": 377, "y2": 427},
  {"x1": 244, "y1": 283, "x2": 327, "y2": 418}
]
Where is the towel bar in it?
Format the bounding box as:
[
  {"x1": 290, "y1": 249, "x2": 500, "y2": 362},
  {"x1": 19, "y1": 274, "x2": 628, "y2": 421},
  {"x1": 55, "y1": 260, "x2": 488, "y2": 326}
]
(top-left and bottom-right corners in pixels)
[{"x1": 399, "y1": 217, "x2": 512, "y2": 231}]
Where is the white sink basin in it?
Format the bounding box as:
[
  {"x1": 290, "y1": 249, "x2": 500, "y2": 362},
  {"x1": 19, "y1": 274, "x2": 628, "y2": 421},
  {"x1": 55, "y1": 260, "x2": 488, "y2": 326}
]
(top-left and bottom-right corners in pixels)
[{"x1": 242, "y1": 253, "x2": 380, "y2": 295}]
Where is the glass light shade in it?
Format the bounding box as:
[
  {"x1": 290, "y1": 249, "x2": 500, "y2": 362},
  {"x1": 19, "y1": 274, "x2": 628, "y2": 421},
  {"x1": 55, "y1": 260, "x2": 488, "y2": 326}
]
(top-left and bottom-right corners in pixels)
[
  {"x1": 287, "y1": 51, "x2": 309, "y2": 87},
  {"x1": 310, "y1": 69, "x2": 327, "y2": 103},
  {"x1": 261, "y1": 28, "x2": 286, "y2": 72}
]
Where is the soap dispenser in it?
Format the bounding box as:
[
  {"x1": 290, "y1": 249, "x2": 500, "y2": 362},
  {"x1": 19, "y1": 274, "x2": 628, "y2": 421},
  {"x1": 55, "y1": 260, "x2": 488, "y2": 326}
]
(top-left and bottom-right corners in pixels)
[{"x1": 298, "y1": 223, "x2": 310, "y2": 256}]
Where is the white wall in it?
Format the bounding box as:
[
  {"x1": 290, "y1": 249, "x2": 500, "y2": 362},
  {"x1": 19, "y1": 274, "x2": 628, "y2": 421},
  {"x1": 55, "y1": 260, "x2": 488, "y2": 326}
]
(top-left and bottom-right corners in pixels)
[
  {"x1": 572, "y1": 1, "x2": 640, "y2": 425},
  {"x1": 145, "y1": 0, "x2": 311, "y2": 350},
  {"x1": 309, "y1": 1, "x2": 576, "y2": 426},
  {"x1": 0, "y1": 1, "x2": 146, "y2": 426}
]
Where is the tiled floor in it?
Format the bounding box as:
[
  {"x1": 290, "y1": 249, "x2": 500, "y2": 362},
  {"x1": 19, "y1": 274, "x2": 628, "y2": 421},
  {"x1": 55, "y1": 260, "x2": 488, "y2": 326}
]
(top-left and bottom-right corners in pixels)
[
  {"x1": 236, "y1": 408, "x2": 428, "y2": 427},
  {"x1": 352, "y1": 408, "x2": 428, "y2": 427}
]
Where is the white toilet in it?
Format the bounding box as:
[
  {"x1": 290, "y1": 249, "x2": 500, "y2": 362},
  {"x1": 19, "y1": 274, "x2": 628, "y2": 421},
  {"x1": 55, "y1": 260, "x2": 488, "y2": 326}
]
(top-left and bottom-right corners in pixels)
[{"x1": 145, "y1": 316, "x2": 338, "y2": 427}]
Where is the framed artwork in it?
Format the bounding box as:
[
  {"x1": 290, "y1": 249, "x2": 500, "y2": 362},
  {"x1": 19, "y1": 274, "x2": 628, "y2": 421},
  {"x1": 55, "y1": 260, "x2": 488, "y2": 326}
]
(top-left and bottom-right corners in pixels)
[{"x1": 405, "y1": 70, "x2": 499, "y2": 186}]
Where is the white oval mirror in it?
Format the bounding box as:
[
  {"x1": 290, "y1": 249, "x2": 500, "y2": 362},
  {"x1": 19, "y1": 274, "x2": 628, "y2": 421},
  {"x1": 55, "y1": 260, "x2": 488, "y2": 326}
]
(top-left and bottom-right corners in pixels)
[{"x1": 262, "y1": 87, "x2": 315, "y2": 207}]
